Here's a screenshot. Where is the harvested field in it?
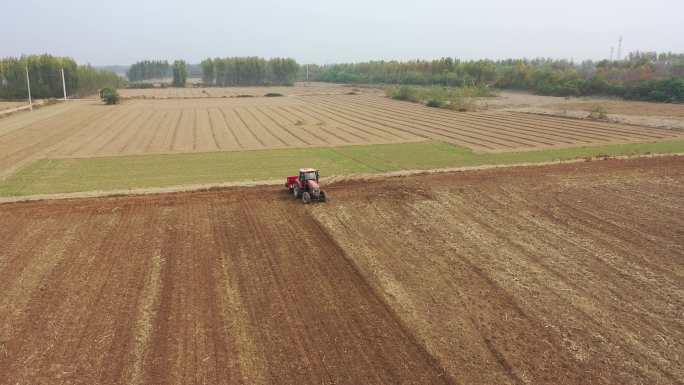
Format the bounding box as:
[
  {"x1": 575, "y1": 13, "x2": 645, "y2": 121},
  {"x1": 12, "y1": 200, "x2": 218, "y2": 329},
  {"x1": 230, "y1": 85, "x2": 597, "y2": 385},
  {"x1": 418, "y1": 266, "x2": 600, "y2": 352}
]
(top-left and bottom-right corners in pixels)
[
  {"x1": 486, "y1": 91, "x2": 684, "y2": 130},
  {"x1": 0, "y1": 94, "x2": 681, "y2": 177},
  {"x1": 312, "y1": 155, "x2": 684, "y2": 385},
  {"x1": 547, "y1": 100, "x2": 684, "y2": 118},
  {"x1": 118, "y1": 82, "x2": 379, "y2": 99},
  {"x1": 332, "y1": 95, "x2": 682, "y2": 151},
  {"x1": 0, "y1": 156, "x2": 682, "y2": 385}
]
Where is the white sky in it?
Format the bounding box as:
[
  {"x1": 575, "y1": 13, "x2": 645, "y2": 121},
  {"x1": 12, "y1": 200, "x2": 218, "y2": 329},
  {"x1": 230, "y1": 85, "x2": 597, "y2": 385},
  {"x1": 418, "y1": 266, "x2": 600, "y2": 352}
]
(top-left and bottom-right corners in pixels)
[{"x1": 1, "y1": 0, "x2": 682, "y2": 65}]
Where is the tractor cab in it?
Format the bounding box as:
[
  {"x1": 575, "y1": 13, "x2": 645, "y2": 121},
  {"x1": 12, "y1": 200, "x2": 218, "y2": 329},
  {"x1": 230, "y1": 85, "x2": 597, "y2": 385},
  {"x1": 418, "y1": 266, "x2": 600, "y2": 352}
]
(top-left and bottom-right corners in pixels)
[{"x1": 299, "y1": 168, "x2": 319, "y2": 183}]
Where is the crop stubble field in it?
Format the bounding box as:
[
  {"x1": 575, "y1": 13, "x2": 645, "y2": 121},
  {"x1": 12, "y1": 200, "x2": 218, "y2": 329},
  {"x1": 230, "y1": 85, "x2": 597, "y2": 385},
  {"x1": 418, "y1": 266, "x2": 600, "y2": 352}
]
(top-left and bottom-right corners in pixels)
[
  {"x1": 0, "y1": 156, "x2": 682, "y2": 384},
  {"x1": 117, "y1": 82, "x2": 376, "y2": 99},
  {"x1": 0, "y1": 91, "x2": 681, "y2": 178}
]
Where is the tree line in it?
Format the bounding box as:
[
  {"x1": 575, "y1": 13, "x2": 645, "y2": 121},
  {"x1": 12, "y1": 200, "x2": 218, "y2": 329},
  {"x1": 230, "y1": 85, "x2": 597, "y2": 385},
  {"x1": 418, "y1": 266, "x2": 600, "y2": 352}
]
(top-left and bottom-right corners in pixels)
[
  {"x1": 126, "y1": 60, "x2": 171, "y2": 82},
  {"x1": 172, "y1": 60, "x2": 187, "y2": 87},
  {"x1": 200, "y1": 57, "x2": 299, "y2": 86},
  {"x1": 0, "y1": 54, "x2": 124, "y2": 99},
  {"x1": 307, "y1": 52, "x2": 684, "y2": 102}
]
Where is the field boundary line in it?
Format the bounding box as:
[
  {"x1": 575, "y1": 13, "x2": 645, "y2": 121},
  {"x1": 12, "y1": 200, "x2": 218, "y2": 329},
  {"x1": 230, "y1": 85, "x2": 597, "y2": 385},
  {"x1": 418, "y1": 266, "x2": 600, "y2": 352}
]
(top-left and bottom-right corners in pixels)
[{"x1": 1, "y1": 152, "x2": 680, "y2": 204}]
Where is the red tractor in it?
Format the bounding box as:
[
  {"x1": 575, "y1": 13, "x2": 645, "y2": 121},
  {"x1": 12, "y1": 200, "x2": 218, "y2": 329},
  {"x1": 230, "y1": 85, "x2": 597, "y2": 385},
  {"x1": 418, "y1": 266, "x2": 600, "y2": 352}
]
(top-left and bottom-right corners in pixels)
[{"x1": 286, "y1": 168, "x2": 327, "y2": 203}]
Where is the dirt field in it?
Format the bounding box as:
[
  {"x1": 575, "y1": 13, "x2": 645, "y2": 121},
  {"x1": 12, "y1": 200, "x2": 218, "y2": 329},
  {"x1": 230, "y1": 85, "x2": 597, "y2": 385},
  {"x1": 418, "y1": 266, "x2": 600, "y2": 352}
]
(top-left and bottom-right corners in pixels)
[
  {"x1": 0, "y1": 156, "x2": 682, "y2": 384},
  {"x1": 1, "y1": 94, "x2": 680, "y2": 177},
  {"x1": 118, "y1": 82, "x2": 378, "y2": 99},
  {"x1": 313, "y1": 156, "x2": 684, "y2": 385},
  {"x1": 486, "y1": 91, "x2": 684, "y2": 130},
  {"x1": 0, "y1": 101, "x2": 28, "y2": 112}
]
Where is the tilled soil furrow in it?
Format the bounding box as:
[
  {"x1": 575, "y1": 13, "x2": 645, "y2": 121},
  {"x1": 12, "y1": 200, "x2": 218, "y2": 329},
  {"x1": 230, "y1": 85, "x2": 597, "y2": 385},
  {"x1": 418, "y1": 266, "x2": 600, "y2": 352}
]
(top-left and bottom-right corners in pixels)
[
  {"x1": 354, "y1": 95, "x2": 677, "y2": 142},
  {"x1": 509, "y1": 112, "x2": 679, "y2": 139},
  {"x1": 246, "y1": 107, "x2": 298, "y2": 146},
  {"x1": 320, "y1": 95, "x2": 552, "y2": 147},
  {"x1": 312, "y1": 97, "x2": 506, "y2": 149},
  {"x1": 236, "y1": 108, "x2": 282, "y2": 147},
  {"x1": 295, "y1": 104, "x2": 377, "y2": 142},
  {"x1": 283, "y1": 106, "x2": 355, "y2": 144},
  {"x1": 208, "y1": 108, "x2": 240, "y2": 149},
  {"x1": 254, "y1": 106, "x2": 311, "y2": 146},
  {"x1": 446, "y1": 190, "x2": 683, "y2": 382},
  {"x1": 61, "y1": 107, "x2": 135, "y2": 156},
  {"x1": 260, "y1": 106, "x2": 329, "y2": 146},
  {"x1": 299, "y1": 100, "x2": 406, "y2": 142},
  {"x1": 316, "y1": 96, "x2": 543, "y2": 147},
  {"x1": 350, "y1": 94, "x2": 675, "y2": 139},
  {"x1": 232, "y1": 108, "x2": 267, "y2": 148},
  {"x1": 352, "y1": 96, "x2": 608, "y2": 143}
]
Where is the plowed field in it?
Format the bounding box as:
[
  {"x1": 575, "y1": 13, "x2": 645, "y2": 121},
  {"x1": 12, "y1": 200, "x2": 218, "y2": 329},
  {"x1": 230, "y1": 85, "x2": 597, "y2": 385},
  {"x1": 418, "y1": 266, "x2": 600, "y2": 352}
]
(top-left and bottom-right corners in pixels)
[
  {"x1": 1, "y1": 156, "x2": 682, "y2": 385},
  {"x1": 118, "y1": 82, "x2": 377, "y2": 99},
  {"x1": 0, "y1": 94, "x2": 681, "y2": 177},
  {"x1": 0, "y1": 189, "x2": 451, "y2": 384}
]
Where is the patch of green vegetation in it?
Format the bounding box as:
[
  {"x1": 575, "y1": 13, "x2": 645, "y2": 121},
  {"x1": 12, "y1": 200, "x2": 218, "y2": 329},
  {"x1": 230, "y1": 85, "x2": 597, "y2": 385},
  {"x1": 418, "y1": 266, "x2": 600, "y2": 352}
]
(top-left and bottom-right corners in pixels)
[
  {"x1": 1, "y1": 140, "x2": 683, "y2": 197},
  {"x1": 386, "y1": 85, "x2": 494, "y2": 111}
]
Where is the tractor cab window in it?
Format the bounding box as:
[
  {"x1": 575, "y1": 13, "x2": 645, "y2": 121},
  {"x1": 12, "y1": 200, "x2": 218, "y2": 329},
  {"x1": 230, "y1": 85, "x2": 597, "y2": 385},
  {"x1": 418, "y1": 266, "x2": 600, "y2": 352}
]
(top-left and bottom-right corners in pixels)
[{"x1": 300, "y1": 171, "x2": 318, "y2": 181}]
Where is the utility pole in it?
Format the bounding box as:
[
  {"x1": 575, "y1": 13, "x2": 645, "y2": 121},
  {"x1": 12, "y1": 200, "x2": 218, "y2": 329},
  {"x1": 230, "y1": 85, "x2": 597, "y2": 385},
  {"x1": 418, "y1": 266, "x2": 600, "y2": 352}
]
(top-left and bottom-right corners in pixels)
[
  {"x1": 617, "y1": 36, "x2": 623, "y2": 61},
  {"x1": 61, "y1": 68, "x2": 67, "y2": 101},
  {"x1": 25, "y1": 66, "x2": 33, "y2": 111}
]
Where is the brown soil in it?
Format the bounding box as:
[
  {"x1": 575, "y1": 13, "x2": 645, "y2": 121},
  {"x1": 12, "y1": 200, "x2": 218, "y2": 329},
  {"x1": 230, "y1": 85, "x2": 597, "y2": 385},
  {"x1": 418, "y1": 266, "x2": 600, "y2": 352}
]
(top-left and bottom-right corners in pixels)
[
  {"x1": 1, "y1": 156, "x2": 682, "y2": 384},
  {"x1": 484, "y1": 91, "x2": 684, "y2": 130},
  {"x1": 548, "y1": 100, "x2": 684, "y2": 118},
  {"x1": 0, "y1": 187, "x2": 452, "y2": 385},
  {"x1": 312, "y1": 155, "x2": 684, "y2": 385},
  {"x1": 0, "y1": 102, "x2": 28, "y2": 112},
  {"x1": 118, "y1": 82, "x2": 383, "y2": 99}
]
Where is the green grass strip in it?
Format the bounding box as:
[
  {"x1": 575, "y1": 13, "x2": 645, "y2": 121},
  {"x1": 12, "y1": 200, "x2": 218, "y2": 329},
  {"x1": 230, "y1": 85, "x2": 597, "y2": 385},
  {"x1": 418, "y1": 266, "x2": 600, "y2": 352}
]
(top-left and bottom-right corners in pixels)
[{"x1": 1, "y1": 139, "x2": 683, "y2": 196}]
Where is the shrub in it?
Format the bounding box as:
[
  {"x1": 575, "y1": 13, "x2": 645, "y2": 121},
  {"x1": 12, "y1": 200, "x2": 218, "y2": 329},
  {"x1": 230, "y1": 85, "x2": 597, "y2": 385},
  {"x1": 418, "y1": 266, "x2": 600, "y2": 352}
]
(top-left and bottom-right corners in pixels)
[
  {"x1": 425, "y1": 99, "x2": 442, "y2": 108},
  {"x1": 447, "y1": 95, "x2": 476, "y2": 112},
  {"x1": 264, "y1": 92, "x2": 284, "y2": 97},
  {"x1": 100, "y1": 87, "x2": 120, "y2": 105},
  {"x1": 126, "y1": 83, "x2": 155, "y2": 89},
  {"x1": 388, "y1": 86, "x2": 420, "y2": 102},
  {"x1": 588, "y1": 105, "x2": 608, "y2": 120}
]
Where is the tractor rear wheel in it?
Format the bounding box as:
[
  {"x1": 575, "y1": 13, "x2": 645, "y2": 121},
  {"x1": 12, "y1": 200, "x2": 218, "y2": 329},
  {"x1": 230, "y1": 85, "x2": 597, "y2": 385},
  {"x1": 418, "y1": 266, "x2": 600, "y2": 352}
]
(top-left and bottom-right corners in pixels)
[
  {"x1": 319, "y1": 191, "x2": 326, "y2": 202},
  {"x1": 302, "y1": 191, "x2": 311, "y2": 204}
]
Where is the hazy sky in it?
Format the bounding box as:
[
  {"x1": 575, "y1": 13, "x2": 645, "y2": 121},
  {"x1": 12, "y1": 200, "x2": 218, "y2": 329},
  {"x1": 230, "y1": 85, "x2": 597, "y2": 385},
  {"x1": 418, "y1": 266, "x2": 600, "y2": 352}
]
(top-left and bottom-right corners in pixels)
[{"x1": 2, "y1": 0, "x2": 682, "y2": 65}]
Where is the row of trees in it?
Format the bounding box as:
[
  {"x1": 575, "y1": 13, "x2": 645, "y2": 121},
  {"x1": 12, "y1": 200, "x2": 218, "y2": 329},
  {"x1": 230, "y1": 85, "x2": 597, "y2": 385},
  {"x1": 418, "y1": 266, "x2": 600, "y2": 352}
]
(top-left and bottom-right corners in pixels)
[
  {"x1": 200, "y1": 57, "x2": 299, "y2": 86},
  {"x1": 126, "y1": 60, "x2": 171, "y2": 82},
  {"x1": 0, "y1": 54, "x2": 124, "y2": 99},
  {"x1": 307, "y1": 52, "x2": 684, "y2": 102},
  {"x1": 172, "y1": 60, "x2": 187, "y2": 87}
]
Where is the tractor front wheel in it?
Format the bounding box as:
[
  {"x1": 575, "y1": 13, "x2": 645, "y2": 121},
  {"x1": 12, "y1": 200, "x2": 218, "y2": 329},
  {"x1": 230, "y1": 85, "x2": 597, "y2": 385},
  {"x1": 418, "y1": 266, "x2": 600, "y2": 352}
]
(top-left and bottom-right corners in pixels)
[
  {"x1": 293, "y1": 185, "x2": 300, "y2": 199},
  {"x1": 302, "y1": 191, "x2": 311, "y2": 204}
]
